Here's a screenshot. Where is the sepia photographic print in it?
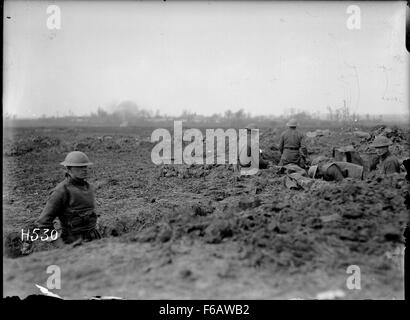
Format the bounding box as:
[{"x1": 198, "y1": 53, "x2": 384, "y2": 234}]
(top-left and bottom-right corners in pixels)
[{"x1": 3, "y1": 0, "x2": 410, "y2": 304}]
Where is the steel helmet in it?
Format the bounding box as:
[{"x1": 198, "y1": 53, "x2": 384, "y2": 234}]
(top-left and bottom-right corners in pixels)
[
  {"x1": 60, "y1": 151, "x2": 93, "y2": 166},
  {"x1": 308, "y1": 165, "x2": 318, "y2": 178},
  {"x1": 286, "y1": 119, "x2": 298, "y2": 127},
  {"x1": 371, "y1": 136, "x2": 392, "y2": 148}
]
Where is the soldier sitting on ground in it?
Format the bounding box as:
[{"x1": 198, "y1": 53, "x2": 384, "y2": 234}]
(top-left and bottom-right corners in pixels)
[
  {"x1": 278, "y1": 119, "x2": 308, "y2": 168},
  {"x1": 35, "y1": 151, "x2": 101, "y2": 245}
]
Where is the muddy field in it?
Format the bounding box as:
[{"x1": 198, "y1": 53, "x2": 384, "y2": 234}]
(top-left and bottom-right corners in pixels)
[{"x1": 3, "y1": 124, "x2": 409, "y2": 299}]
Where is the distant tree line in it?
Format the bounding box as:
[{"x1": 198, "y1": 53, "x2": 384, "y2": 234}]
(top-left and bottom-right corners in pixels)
[{"x1": 5, "y1": 99, "x2": 402, "y2": 128}]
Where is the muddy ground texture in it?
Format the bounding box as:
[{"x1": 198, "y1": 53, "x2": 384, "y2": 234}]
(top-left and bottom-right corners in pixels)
[{"x1": 3, "y1": 125, "x2": 409, "y2": 299}]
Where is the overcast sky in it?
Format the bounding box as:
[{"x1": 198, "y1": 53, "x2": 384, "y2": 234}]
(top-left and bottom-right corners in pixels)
[{"x1": 3, "y1": 1, "x2": 409, "y2": 118}]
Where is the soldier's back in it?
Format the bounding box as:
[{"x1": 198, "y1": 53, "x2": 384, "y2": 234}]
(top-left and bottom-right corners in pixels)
[{"x1": 282, "y1": 129, "x2": 302, "y2": 148}]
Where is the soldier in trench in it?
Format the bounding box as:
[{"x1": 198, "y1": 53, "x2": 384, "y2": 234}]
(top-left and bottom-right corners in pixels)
[
  {"x1": 369, "y1": 136, "x2": 401, "y2": 175},
  {"x1": 35, "y1": 151, "x2": 101, "y2": 245}
]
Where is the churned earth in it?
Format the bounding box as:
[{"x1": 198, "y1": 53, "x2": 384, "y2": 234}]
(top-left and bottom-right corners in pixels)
[{"x1": 3, "y1": 125, "x2": 408, "y2": 299}]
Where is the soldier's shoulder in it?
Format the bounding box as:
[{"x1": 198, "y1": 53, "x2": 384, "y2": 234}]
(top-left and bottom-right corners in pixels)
[
  {"x1": 386, "y1": 155, "x2": 400, "y2": 163},
  {"x1": 47, "y1": 179, "x2": 69, "y2": 198},
  {"x1": 53, "y1": 179, "x2": 69, "y2": 192}
]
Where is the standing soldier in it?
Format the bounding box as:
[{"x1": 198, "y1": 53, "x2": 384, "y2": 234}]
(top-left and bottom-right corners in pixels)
[
  {"x1": 371, "y1": 136, "x2": 400, "y2": 175},
  {"x1": 278, "y1": 119, "x2": 308, "y2": 168},
  {"x1": 35, "y1": 151, "x2": 101, "y2": 244}
]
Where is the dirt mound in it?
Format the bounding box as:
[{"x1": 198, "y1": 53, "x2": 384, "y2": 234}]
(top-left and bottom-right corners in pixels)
[
  {"x1": 129, "y1": 222, "x2": 173, "y2": 243},
  {"x1": 4, "y1": 134, "x2": 147, "y2": 157},
  {"x1": 370, "y1": 125, "x2": 407, "y2": 143},
  {"x1": 74, "y1": 136, "x2": 144, "y2": 152},
  {"x1": 238, "y1": 177, "x2": 406, "y2": 270},
  {"x1": 114, "y1": 172, "x2": 407, "y2": 273},
  {"x1": 4, "y1": 136, "x2": 63, "y2": 156},
  {"x1": 156, "y1": 164, "x2": 228, "y2": 179}
]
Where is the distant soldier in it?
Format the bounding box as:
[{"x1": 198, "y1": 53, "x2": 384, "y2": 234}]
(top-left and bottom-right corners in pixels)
[
  {"x1": 278, "y1": 119, "x2": 308, "y2": 168},
  {"x1": 370, "y1": 136, "x2": 401, "y2": 175},
  {"x1": 36, "y1": 151, "x2": 101, "y2": 245},
  {"x1": 238, "y1": 123, "x2": 268, "y2": 170}
]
